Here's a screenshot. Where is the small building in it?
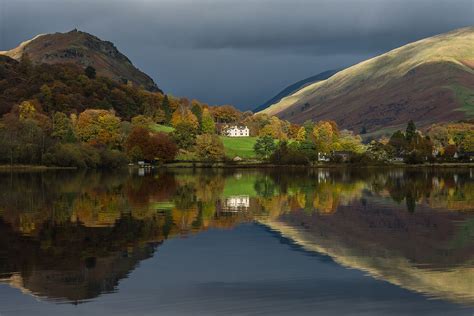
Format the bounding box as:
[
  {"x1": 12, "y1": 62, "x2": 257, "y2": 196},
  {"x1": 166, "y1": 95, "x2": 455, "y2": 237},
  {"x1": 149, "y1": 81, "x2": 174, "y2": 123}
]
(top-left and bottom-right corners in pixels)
[
  {"x1": 318, "y1": 152, "x2": 330, "y2": 162},
  {"x1": 332, "y1": 151, "x2": 353, "y2": 162},
  {"x1": 224, "y1": 125, "x2": 250, "y2": 137},
  {"x1": 461, "y1": 152, "x2": 474, "y2": 161},
  {"x1": 391, "y1": 157, "x2": 405, "y2": 163}
]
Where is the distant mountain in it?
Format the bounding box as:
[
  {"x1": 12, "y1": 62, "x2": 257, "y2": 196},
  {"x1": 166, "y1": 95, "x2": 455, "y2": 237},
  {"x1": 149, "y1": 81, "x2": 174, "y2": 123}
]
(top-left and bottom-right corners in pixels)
[
  {"x1": 260, "y1": 27, "x2": 474, "y2": 134},
  {"x1": 0, "y1": 29, "x2": 161, "y2": 92},
  {"x1": 254, "y1": 70, "x2": 339, "y2": 112}
]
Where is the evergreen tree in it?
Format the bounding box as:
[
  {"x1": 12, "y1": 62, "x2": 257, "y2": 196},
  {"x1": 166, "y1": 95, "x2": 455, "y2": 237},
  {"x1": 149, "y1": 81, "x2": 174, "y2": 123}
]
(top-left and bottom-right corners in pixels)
[
  {"x1": 191, "y1": 104, "x2": 203, "y2": 131},
  {"x1": 162, "y1": 95, "x2": 172, "y2": 125},
  {"x1": 406, "y1": 120, "x2": 417, "y2": 142},
  {"x1": 85, "y1": 66, "x2": 97, "y2": 79},
  {"x1": 201, "y1": 108, "x2": 216, "y2": 134}
]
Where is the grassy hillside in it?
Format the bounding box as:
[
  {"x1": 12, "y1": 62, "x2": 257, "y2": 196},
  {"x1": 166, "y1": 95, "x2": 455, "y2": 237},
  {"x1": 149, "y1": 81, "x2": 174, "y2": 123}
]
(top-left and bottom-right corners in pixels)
[
  {"x1": 260, "y1": 27, "x2": 474, "y2": 133},
  {"x1": 148, "y1": 124, "x2": 256, "y2": 159},
  {"x1": 220, "y1": 137, "x2": 257, "y2": 159},
  {"x1": 254, "y1": 69, "x2": 339, "y2": 112},
  {"x1": 149, "y1": 124, "x2": 175, "y2": 133}
]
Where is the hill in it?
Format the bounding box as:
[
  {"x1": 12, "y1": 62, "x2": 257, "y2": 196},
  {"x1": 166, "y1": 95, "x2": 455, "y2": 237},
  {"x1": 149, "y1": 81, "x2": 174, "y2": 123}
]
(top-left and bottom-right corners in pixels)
[
  {"x1": 254, "y1": 70, "x2": 339, "y2": 112},
  {"x1": 260, "y1": 27, "x2": 474, "y2": 134},
  {"x1": 0, "y1": 54, "x2": 162, "y2": 119},
  {"x1": 0, "y1": 30, "x2": 161, "y2": 92}
]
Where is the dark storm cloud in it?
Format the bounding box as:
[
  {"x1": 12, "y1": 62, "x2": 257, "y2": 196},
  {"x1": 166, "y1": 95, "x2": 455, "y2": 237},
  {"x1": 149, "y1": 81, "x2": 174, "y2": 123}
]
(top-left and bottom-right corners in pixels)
[{"x1": 1, "y1": 0, "x2": 473, "y2": 108}]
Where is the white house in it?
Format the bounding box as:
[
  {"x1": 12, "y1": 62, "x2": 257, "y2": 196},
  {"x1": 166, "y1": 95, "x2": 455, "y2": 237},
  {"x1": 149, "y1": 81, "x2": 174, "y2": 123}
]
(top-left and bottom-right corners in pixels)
[{"x1": 224, "y1": 126, "x2": 250, "y2": 137}]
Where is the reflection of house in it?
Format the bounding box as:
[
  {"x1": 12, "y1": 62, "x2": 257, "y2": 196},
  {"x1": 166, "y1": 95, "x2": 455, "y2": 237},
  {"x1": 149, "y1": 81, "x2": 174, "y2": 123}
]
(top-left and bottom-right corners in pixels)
[
  {"x1": 224, "y1": 195, "x2": 250, "y2": 211},
  {"x1": 224, "y1": 126, "x2": 249, "y2": 137}
]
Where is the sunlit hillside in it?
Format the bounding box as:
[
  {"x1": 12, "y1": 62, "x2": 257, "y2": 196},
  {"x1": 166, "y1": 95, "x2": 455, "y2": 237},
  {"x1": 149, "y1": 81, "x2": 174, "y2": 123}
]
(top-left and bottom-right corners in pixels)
[{"x1": 261, "y1": 27, "x2": 474, "y2": 133}]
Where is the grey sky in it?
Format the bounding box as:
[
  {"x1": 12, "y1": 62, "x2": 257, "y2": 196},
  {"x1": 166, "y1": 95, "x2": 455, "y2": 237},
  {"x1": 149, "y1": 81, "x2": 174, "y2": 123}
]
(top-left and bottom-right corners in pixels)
[{"x1": 1, "y1": 0, "x2": 473, "y2": 109}]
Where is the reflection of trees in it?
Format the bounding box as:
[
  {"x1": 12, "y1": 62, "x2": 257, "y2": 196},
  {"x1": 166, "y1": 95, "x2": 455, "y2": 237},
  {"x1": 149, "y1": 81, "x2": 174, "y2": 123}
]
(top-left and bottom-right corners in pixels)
[
  {"x1": 1, "y1": 168, "x2": 474, "y2": 303},
  {"x1": 0, "y1": 170, "x2": 248, "y2": 302}
]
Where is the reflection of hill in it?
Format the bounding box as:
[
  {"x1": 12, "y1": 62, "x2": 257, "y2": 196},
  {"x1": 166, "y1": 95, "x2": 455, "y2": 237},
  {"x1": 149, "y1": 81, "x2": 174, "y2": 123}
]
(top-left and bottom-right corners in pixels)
[
  {"x1": 1, "y1": 168, "x2": 474, "y2": 304},
  {"x1": 0, "y1": 217, "x2": 162, "y2": 302},
  {"x1": 259, "y1": 197, "x2": 474, "y2": 305}
]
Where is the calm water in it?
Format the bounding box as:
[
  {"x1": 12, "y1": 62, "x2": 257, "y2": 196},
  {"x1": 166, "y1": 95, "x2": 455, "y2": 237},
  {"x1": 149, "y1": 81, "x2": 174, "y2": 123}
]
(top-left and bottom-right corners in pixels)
[{"x1": 0, "y1": 168, "x2": 474, "y2": 315}]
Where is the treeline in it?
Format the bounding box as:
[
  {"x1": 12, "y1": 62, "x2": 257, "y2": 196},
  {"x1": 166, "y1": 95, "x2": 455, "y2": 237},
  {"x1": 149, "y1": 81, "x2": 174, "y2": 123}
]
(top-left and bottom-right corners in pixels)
[
  {"x1": 253, "y1": 119, "x2": 474, "y2": 165},
  {"x1": 0, "y1": 55, "x2": 252, "y2": 166}
]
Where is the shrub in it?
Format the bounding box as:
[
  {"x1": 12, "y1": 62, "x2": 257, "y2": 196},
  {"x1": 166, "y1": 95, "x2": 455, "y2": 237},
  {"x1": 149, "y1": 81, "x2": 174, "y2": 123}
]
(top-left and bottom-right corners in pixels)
[{"x1": 100, "y1": 149, "x2": 128, "y2": 168}]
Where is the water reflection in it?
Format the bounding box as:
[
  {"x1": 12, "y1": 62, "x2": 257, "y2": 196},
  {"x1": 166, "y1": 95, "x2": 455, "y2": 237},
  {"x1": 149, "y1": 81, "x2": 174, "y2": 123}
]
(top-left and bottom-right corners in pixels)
[{"x1": 0, "y1": 168, "x2": 473, "y2": 308}]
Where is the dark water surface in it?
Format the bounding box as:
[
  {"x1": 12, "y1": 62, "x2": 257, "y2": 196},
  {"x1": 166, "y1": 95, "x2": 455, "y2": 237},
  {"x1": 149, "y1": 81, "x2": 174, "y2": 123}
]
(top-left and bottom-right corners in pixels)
[{"x1": 0, "y1": 168, "x2": 474, "y2": 315}]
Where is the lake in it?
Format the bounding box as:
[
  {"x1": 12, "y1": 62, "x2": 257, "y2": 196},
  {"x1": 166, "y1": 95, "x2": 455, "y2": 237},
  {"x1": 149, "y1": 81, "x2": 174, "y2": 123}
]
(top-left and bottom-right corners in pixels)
[{"x1": 0, "y1": 167, "x2": 474, "y2": 315}]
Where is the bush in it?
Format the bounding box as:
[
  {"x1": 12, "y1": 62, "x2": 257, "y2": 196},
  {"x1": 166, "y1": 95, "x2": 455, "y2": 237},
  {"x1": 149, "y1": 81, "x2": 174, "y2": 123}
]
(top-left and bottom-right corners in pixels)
[
  {"x1": 270, "y1": 141, "x2": 309, "y2": 165},
  {"x1": 44, "y1": 143, "x2": 87, "y2": 168},
  {"x1": 44, "y1": 143, "x2": 127, "y2": 168},
  {"x1": 100, "y1": 149, "x2": 128, "y2": 168},
  {"x1": 405, "y1": 150, "x2": 426, "y2": 164}
]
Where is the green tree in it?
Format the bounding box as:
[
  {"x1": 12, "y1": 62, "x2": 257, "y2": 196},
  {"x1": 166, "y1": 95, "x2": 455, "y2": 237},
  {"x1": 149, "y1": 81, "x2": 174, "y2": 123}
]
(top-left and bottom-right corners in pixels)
[
  {"x1": 201, "y1": 108, "x2": 216, "y2": 134},
  {"x1": 162, "y1": 95, "x2": 172, "y2": 125},
  {"x1": 254, "y1": 136, "x2": 276, "y2": 159},
  {"x1": 52, "y1": 112, "x2": 75, "y2": 142},
  {"x1": 171, "y1": 122, "x2": 197, "y2": 150},
  {"x1": 406, "y1": 120, "x2": 417, "y2": 142},
  {"x1": 85, "y1": 66, "x2": 96, "y2": 79},
  {"x1": 389, "y1": 130, "x2": 407, "y2": 155},
  {"x1": 40, "y1": 85, "x2": 53, "y2": 112},
  {"x1": 191, "y1": 103, "x2": 203, "y2": 131}
]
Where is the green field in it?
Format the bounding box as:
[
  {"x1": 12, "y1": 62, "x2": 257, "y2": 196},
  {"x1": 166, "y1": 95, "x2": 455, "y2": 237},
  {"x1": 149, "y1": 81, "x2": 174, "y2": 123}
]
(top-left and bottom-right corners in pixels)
[
  {"x1": 149, "y1": 124, "x2": 175, "y2": 133},
  {"x1": 220, "y1": 136, "x2": 257, "y2": 159},
  {"x1": 148, "y1": 124, "x2": 256, "y2": 159}
]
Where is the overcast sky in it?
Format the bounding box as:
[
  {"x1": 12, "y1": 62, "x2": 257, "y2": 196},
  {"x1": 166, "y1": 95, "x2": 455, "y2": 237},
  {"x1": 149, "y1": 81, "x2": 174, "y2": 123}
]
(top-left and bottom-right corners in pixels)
[{"x1": 1, "y1": 0, "x2": 473, "y2": 110}]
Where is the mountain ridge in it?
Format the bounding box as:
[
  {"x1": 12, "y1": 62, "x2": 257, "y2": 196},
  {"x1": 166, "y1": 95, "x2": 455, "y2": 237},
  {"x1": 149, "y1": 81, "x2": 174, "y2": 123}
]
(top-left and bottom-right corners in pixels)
[
  {"x1": 260, "y1": 26, "x2": 474, "y2": 133},
  {"x1": 0, "y1": 29, "x2": 161, "y2": 93},
  {"x1": 254, "y1": 69, "x2": 339, "y2": 112}
]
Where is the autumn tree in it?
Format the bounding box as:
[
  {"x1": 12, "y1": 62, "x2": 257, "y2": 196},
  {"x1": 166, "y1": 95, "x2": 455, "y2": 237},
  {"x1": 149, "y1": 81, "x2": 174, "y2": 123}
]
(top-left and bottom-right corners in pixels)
[
  {"x1": 211, "y1": 105, "x2": 241, "y2": 123},
  {"x1": 461, "y1": 131, "x2": 474, "y2": 152},
  {"x1": 149, "y1": 132, "x2": 178, "y2": 162},
  {"x1": 195, "y1": 134, "x2": 225, "y2": 161},
  {"x1": 259, "y1": 116, "x2": 288, "y2": 140},
  {"x1": 131, "y1": 115, "x2": 154, "y2": 129},
  {"x1": 171, "y1": 105, "x2": 199, "y2": 129},
  {"x1": 75, "y1": 109, "x2": 121, "y2": 147},
  {"x1": 296, "y1": 127, "x2": 306, "y2": 142},
  {"x1": 313, "y1": 121, "x2": 338, "y2": 153}
]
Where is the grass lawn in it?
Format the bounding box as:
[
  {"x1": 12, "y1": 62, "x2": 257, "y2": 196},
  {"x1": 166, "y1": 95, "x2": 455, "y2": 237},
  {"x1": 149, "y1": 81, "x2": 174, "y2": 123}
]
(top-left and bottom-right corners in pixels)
[
  {"x1": 149, "y1": 124, "x2": 175, "y2": 133},
  {"x1": 220, "y1": 136, "x2": 258, "y2": 159}
]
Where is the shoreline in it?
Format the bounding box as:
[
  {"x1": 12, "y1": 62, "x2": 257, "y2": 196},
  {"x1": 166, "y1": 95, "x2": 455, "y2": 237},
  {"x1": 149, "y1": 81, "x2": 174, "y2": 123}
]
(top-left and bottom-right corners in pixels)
[
  {"x1": 1, "y1": 162, "x2": 473, "y2": 172},
  {"x1": 0, "y1": 165, "x2": 78, "y2": 171}
]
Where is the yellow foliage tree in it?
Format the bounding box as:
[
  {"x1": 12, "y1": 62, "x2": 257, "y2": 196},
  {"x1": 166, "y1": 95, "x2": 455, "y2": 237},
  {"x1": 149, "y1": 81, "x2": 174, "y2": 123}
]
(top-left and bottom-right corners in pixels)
[
  {"x1": 171, "y1": 105, "x2": 199, "y2": 129},
  {"x1": 75, "y1": 109, "x2": 121, "y2": 147}
]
